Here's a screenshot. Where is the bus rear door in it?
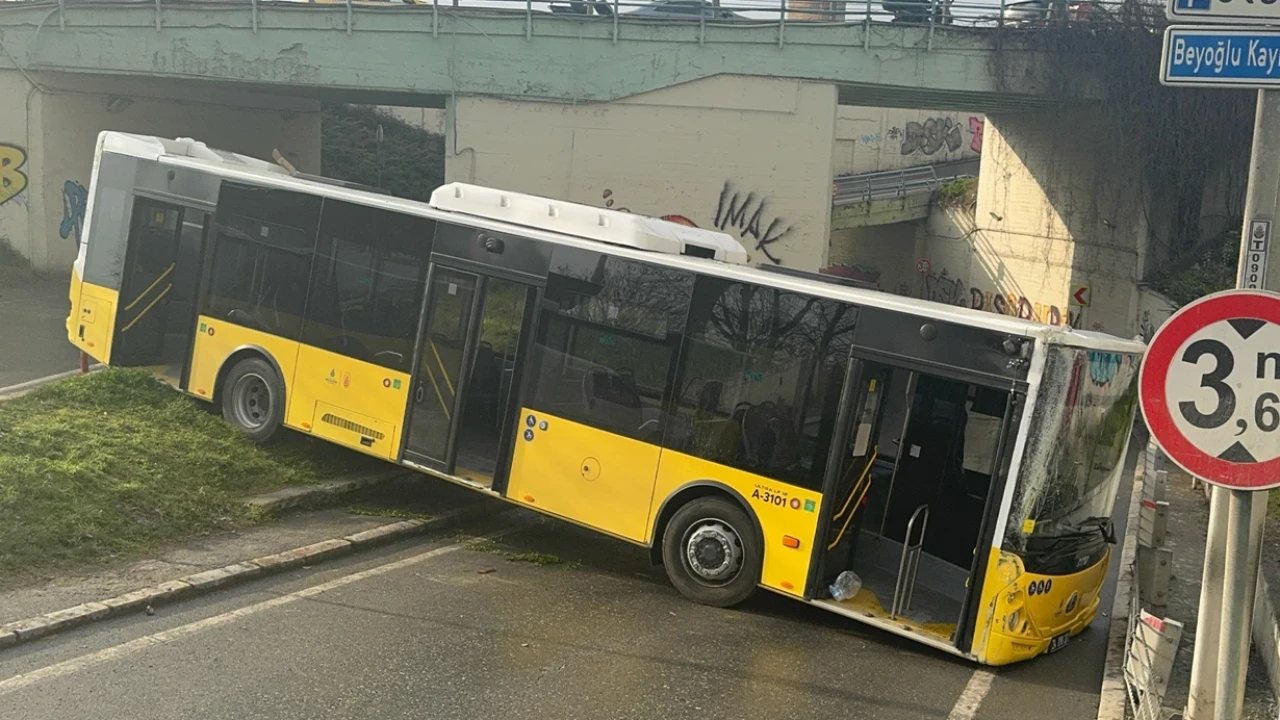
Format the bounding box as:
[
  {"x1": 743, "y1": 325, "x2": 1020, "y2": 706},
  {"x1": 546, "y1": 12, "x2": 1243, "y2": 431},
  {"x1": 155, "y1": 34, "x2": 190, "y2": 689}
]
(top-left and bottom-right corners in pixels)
[{"x1": 110, "y1": 197, "x2": 209, "y2": 389}]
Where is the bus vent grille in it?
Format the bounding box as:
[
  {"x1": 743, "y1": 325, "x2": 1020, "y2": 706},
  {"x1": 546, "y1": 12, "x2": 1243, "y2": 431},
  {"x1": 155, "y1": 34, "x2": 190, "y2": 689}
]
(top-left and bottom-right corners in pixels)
[{"x1": 320, "y1": 413, "x2": 385, "y2": 441}]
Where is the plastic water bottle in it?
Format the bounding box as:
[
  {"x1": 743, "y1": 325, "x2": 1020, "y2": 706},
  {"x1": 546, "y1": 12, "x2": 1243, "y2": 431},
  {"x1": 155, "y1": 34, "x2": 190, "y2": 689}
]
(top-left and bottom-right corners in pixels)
[{"x1": 829, "y1": 571, "x2": 862, "y2": 601}]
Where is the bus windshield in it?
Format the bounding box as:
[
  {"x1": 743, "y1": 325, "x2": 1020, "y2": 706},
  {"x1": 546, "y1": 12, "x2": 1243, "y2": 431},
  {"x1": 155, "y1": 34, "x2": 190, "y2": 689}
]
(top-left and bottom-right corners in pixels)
[{"x1": 1003, "y1": 346, "x2": 1140, "y2": 574}]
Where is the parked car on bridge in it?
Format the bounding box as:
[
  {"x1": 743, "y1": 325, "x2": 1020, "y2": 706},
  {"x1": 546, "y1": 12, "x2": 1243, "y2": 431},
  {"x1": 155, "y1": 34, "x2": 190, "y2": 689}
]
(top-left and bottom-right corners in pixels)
[
  {"x1": 999, "y1": 0, "x2": 1100, "y2": 24},
  {"x1": 549, "y1": 0, "x2": 747, "y2": 19},
  {"x1": 626, "y1": 0, "x2": 747, "y2": 19}
]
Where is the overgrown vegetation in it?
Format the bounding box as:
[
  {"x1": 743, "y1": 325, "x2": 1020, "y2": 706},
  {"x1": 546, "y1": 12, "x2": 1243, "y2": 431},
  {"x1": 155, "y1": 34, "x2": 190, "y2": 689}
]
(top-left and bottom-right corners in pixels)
[
  {"x1": 320, "y1": 104, "x2": 446, "y2": 201},
  {"x1": 1155, "y1": 234, "x2": 1240, "y2": 305},
  {"x1": 937, "y1": 177, "x2": 978, "y2": 210},
  {"x1": 989, "y1": 3, "x2": 1252, "y2": 302},
  {"x1": 465, "y1": 537, "x2": 577, "y2": 568},
  {"x1": 0, "y1": 369, "x2": 375, "y2": 584}
]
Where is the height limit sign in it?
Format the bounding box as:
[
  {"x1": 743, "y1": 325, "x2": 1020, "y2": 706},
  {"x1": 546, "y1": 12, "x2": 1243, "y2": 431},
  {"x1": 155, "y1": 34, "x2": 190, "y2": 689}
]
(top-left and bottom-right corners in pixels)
[
  {"x1": 1244, "y1": 219, "x2": 1271, "y2": 290},
  {"x1": 1140, "y1": 289, "x2": 1280, "y2": 490}
]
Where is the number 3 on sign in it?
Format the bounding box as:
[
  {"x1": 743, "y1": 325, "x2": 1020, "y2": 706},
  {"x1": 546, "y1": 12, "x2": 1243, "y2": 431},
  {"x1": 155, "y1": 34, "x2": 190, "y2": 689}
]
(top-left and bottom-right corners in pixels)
[
  {"x1": 1140, "y1": 289, "x2": 1280, "y2": 491},
  {"x1": 1180, "y1": 340, "x2": 1280, "y2": 435}
]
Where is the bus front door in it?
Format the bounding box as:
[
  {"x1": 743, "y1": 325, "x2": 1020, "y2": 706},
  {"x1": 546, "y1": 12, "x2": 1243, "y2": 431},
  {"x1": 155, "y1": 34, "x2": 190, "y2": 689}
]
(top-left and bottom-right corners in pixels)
[
  {"x1": 820, "y1": 360, "x2": 1012, "y2": 648},
  {"x1": 111, "y1": 198, "x2": 208, "y2": 390},
  {"x1": 402, "y1": 264, "x2": 537, "y2": 490}
]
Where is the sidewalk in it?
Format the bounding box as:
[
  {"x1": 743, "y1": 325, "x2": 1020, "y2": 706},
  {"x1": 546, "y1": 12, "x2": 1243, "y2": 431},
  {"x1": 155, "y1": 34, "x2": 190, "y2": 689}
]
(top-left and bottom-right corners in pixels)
[
  {"x1": 0, "y1": 272, "x2": 81, "y2": 387},
  {"x1": 0, "y1": 478, "x2": 486, "y2": 625},
  {"x1": 1158, "y1": 468, "x2": 1276, "y2": 718}
]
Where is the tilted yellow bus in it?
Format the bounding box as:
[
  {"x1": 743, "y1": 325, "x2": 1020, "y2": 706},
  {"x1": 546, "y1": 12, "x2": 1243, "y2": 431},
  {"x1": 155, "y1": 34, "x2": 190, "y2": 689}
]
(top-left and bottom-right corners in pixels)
[{"x1": 67, "y1": 131, "x2": 1144, "y2": 665}]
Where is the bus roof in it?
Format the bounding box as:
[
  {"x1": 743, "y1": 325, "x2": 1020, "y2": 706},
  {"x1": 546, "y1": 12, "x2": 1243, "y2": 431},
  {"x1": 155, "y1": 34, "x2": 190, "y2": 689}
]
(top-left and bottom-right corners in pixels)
[{"x1": 98, "y1": 131, "x2": 1146, "y2": 356}]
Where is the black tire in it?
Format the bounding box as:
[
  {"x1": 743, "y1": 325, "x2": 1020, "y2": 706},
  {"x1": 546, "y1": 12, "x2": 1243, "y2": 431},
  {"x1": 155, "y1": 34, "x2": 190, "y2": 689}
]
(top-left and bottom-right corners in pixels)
[
  {"x1": 661, "y1": 496, "x2": 762, "y2": 608},
  {"x1": 220, "y1": 357, "x2": 285, "y2": 444}
]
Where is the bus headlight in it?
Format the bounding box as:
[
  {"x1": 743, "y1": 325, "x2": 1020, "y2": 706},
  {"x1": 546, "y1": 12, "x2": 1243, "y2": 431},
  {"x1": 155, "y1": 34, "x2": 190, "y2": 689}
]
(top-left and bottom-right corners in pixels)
[
  {"x1": 1005, "y1": 609, "x2": 1022, "y2": 633},
  {"x1": 1065, "y1": 591, "x2": 1079, "y2": 614}
]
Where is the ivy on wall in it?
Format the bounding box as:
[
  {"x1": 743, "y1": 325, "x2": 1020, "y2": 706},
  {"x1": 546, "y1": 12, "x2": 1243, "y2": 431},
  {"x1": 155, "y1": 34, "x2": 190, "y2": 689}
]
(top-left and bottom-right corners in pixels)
[{"x1": 988, "y1": 2, "x2": 1253, "y2": 300}]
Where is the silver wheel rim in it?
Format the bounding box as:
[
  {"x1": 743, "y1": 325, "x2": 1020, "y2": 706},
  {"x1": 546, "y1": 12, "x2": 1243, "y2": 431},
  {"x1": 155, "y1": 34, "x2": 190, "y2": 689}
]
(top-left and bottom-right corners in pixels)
[
  {"x1": 682, "y1": 518, "x2": 744, "y2": 587},
  {"x1": 230, "y1": 373, "x2": 272, "y2": 430}
]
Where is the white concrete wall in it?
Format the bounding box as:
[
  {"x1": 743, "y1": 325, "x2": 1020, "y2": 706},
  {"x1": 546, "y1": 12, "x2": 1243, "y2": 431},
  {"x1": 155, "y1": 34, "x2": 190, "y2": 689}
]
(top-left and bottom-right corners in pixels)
[
  {"x1": 0, "y1": 71, "x2": 34, "y2": 269},
  {"x1": 968, "y1": 110, "x2": 1143, "y2": 336},
  {"x1": 911, "y1": 205, "x2": 1084, "y2": 328},
  {"x1": 0, "y1": 72, "x2": 322, "y2": 275},
  {"x1": 827, "y1": 223, "x2": 921, "y2": 294},
  {"x1": 447, "y1": 76, "x2": 839, "y2": 270},
  {"x1": 1137, "y1": 288, "x2": 1178, "y2": 344},
  {"x1": 832, "y1": 106, "x2": 983, "y2": 177}
]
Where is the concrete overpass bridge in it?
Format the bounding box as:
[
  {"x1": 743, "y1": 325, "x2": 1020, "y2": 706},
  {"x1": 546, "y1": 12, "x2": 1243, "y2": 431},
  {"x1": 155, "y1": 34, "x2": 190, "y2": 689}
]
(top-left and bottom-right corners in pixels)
[
  {"x1": 0, "y1": 0, "x2": 1204, "y2": 341},
  {"x1": 0, "y1": 0, "x2": 1095, "y2": 111}
]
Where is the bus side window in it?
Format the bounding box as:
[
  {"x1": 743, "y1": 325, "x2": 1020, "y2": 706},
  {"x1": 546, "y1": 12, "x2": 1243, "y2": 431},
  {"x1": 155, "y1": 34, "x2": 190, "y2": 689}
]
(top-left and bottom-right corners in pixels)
[
  {"x1": 523, "y1": 249, "x2": 693, "y2": 443},
  {"x1": 668, "y1": 278, "x2": 856, "y2": 492},
  {"x1": 202, "y1": 184, "x2": 320, "y2": 341},
  {"x1": 299, "y1": 201, "x2": 433, "y2": 372}
]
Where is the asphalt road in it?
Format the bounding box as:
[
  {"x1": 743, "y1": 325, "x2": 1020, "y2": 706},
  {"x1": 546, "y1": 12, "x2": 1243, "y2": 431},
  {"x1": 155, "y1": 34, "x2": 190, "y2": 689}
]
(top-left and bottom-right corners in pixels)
[
  {"x1": 0, "y1": 481, "x2": 1130, "y2": 720},
  {"x1": 0, "y1": 275, "x2": 81, "y2": 388}
]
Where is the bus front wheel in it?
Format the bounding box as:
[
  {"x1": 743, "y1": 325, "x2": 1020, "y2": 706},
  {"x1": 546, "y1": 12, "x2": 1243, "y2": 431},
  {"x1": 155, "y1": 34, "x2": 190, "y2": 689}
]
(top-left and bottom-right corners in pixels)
[
  {"x1": 661, "y1": 496, "x2": 762, "y2": 608},
  {"x1": 221, "y1": 357, "x2": 284, "y2": 444}
]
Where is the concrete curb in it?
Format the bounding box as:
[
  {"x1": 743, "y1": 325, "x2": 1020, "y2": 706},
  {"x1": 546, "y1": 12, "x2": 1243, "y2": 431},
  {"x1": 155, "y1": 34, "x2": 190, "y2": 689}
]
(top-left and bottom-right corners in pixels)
[
  {"x1": 1251, "y1": 572, "x2": 1280, "y2": 705},
  {"x1": 243, "y1": 471, "x2": 414, "y2": 514},
  {"x1": 0, "y1": 364, "x2": 104, "y2": 401},
  {"x1": 0, "y1": 503, "x2": 489, "y2": 653},
  {"x1": 1096, "y1": 440, "x2": 1147, "y2": 720}
]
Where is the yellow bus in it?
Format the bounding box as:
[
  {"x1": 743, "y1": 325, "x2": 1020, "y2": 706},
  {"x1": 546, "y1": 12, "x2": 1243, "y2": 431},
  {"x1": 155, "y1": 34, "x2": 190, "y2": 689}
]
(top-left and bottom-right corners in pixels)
[{"x1": 67, "y1": 131, "x2": 1144, "y2": 666}]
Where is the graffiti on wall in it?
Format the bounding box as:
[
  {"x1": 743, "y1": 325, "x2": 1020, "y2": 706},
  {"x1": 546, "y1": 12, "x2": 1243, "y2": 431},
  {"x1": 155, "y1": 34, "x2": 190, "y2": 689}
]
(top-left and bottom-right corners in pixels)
[
  {"x1": 714, "y1": 181, "x2": 791, "y2": 265},
  {"x1": 600, "y1": 188, "x2": 631, "y2": 214},
  {"x1": 921, "y1": 268, "x2": 1082, "y2": 327},
  {"x1": 61, "y1": 181, "x2": 88, "y2": 247},
  {"x1": 599, "y1": 183, "x2": 793, "y2": 264},
  {"x1": 858, "y1": 133, "x2": 883, "y2": 148},
  {"x1": 900, "y1": 118, "x2": 963, "y2": 156},
  {"x1": 969, "y1": 117, "x2": 984, "y2": 154},
  {"x1": 1088, "y1": 350, "x2": 1121, "y2": 387},
  {"x1": 600, "y1": 188, "x2": 699, "y2": 229},
  {"x1": 0, "y1": 144, "x2": 29, "y2": 206}
]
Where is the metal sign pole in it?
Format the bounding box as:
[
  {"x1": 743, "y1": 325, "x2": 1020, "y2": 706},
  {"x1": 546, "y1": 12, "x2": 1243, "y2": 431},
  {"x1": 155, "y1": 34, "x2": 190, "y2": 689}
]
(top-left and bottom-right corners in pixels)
[
  {"x1": 1212, "y1": 88, "x2": 1280, "y2": 720},
  {"x1": 1186, "y1": 485, "x2": 1226, "y2": 718}
]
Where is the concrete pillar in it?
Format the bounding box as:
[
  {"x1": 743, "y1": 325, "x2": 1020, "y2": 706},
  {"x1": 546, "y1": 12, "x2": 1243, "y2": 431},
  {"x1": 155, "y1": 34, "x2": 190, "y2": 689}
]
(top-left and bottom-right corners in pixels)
[
  {"x1": 0, "y1": 71, "x2": 321, "y2": 276},
  {"x1": 446, "y1": 75, "x2": 838, "y2": 270},
  {"x1": 914, "y1": 109, "x2": 1145, "y2": 336}
]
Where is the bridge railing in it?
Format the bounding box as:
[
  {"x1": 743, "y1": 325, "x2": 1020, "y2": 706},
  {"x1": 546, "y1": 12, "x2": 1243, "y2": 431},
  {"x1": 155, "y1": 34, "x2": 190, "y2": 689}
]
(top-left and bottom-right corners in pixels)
[
  {"x1": 25, "y1": 0, "x2": 1165, "y2": 45},
  {"x1": 833, "y1": 158, "x2": 978, "y2": 205}
]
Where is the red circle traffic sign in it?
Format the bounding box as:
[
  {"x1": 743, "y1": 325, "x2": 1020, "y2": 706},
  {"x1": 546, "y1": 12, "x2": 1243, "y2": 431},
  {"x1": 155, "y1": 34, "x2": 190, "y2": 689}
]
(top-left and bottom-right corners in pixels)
[{"x1": 1140, "y1": 288, "x2": 1280, "y2": 490}]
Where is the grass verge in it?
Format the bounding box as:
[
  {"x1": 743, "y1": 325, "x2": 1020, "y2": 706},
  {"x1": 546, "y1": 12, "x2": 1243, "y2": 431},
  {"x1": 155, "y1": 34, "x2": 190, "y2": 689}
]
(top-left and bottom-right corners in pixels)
[{"x1": 0, "y1": 368, "x2": 381, "y2": 585}]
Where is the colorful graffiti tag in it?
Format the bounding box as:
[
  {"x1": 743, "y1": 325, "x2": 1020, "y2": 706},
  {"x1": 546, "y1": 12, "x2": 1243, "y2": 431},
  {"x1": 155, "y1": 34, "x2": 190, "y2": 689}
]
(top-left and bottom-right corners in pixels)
[
  {"x1": 921, "y1": 268, "x2": 1081, "y2": 327},
  {"x1": 0, "y1": 144, "x2": 29, "y2": 206},
  {"x1": 61, "y1": 180, "x2": 88, "y2": 247}
]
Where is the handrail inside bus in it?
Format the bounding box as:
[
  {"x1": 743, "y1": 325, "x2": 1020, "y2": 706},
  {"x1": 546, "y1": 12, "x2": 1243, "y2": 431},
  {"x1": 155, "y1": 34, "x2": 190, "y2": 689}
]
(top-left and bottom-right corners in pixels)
[{"x1": 827, "y1": 447, "x2": 877, "y2": 552}]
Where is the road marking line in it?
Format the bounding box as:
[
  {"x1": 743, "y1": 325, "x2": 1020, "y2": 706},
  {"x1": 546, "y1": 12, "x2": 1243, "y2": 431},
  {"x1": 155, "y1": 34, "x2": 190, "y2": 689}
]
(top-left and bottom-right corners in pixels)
[
  {"x1": 0, "y1": 534, "x2": 496, "y2": 696},
  {"x1": 947, "y1": 670, "x2": 995, "y2": 720}
]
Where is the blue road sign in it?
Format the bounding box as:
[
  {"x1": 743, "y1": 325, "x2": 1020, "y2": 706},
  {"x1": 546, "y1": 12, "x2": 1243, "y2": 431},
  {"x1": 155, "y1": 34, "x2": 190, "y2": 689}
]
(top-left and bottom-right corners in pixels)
[
  {"x1": 1167, "y1": 0, "x2": 1280, "y2": 23},
  {"x1": 1162, "y1": 26, "x2": 1280, "y2": 88}
]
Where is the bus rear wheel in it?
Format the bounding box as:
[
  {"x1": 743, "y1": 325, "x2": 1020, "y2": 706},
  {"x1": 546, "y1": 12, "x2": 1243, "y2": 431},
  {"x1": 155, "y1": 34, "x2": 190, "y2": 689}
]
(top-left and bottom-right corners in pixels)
[
  {"x1": 221, "y1": 357, "x2": 284, "y2": 444},
  {"x1": 661, "y1": 496, "x2": 762, "y2": 608}
]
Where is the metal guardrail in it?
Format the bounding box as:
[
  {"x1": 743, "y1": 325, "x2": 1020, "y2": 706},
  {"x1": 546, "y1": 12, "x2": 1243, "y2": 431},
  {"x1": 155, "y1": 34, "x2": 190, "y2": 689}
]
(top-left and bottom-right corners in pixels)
[
  {"x1": 15, "y1": 0, "x2": 1164, "y2": 47},
  {"x1": 1123, "y1": 439, "x2": 1184, "y2": 720},
  {"x1": 833, "y1": 158, "x2": 978, "y2": 206}
]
